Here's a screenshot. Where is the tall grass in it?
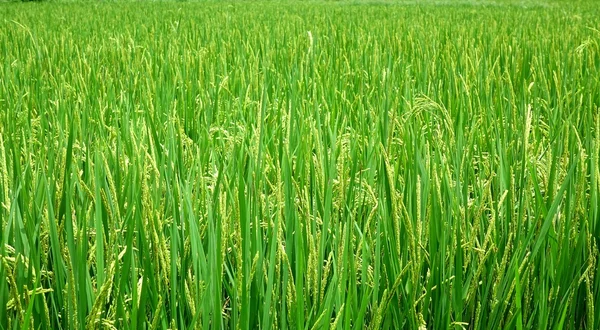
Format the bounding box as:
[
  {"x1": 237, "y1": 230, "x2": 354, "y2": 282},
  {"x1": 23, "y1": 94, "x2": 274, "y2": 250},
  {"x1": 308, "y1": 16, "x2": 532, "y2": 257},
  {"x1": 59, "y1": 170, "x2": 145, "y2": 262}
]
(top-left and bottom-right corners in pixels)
[{"x1": 0, "y1": 1, "x2": 599, "y2": 329}]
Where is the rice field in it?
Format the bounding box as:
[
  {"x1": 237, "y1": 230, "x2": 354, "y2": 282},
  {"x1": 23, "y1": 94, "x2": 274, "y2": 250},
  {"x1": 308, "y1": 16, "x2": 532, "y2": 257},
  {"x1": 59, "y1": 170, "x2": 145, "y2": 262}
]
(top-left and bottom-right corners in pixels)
[{"x1": 1, "y1": 1, "x2": 599, "y2": 329}]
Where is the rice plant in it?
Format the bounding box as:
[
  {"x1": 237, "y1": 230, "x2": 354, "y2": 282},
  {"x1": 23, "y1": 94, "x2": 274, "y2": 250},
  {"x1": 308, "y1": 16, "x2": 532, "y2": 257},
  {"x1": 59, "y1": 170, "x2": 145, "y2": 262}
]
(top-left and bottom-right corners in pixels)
[{"x1": 0, "y1": 1, "x2": 599, "y2": 329}]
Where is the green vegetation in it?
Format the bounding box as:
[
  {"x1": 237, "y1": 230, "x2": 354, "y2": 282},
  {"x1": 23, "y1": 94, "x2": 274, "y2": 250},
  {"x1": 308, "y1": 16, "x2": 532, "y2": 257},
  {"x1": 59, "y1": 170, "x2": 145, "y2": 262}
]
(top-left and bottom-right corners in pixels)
[{"x1": 1, "y1": 1, "x2": 599, "y2": 329}]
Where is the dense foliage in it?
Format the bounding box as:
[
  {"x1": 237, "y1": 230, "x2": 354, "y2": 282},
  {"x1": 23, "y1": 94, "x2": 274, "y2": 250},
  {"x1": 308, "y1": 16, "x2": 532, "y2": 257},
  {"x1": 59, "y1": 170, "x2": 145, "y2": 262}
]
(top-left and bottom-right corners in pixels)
[{"x1": 1, "y1": 1, "x2": 599, "y2": 329}]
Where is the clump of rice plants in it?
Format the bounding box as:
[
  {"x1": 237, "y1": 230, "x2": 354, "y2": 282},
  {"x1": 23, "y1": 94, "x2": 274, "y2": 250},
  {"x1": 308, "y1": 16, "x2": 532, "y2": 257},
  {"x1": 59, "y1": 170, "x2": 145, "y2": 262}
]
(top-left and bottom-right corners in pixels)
[{"x1": 0, "y1": 1, "x2": 599, "y2": 329}]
